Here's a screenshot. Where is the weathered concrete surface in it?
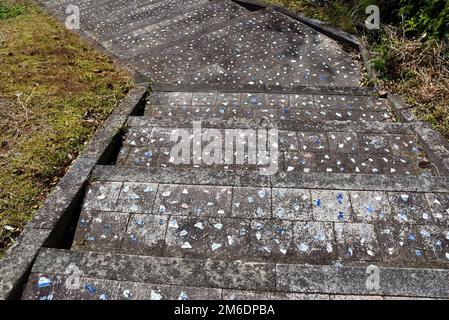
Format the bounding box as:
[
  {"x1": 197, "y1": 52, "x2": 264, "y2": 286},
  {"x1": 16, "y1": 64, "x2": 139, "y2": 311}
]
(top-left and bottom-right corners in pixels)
[
  {"x1": 15, "y1": 0, "x2": 449, "y2": 300},
  {"x1": 276, "y1": 264, "x2": 449, "y2": 298},
  {"x1": 65, "y1": 177, "x2": 449, "y2": 269},
  {"x1": 38, "y1": 0, "x2": 362, "y2": 89},
  {"x1": 24, "y1": 248, "x2": 449, "y2": 299}
]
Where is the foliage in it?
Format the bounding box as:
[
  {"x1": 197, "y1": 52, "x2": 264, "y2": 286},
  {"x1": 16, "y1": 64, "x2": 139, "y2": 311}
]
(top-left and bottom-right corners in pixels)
[{"x1": 0, "y1": 0, "x2": 26, "y2": 20}]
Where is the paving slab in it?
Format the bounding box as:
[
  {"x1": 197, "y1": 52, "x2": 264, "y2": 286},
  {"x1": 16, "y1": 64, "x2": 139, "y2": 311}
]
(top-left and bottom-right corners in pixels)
[
  {"x1": 122, "y1": 214, "x2": 168, "y2": 256},
  {"x1": 232, "y1": 187, "x2": 271, "y2": 219},
  {"x1": 311, "y1": 190, "x2": 353, "y2": 222},
  {"x1": 272, "y1": 188, "x2": 312, "y2": 220},
  {"x1": 334, "y1": 223, "x2": 381, "y2": 261},
  {"x1": 376, "y1": 223, "x2": 429, "y2": 267},
  {"x1": 293, "y1": 221, "x2": 336, "y2": 264},
  {"x1": 72, "y1": 211, "x2": 130, "y2": 252},
  {"x1": 388, "y1": 192, "x2": 434, "y2": 225},
  {"x1": 426, "y1": 193, "x2": 449, "y2": 227},
  {"x1": 165, "y1": 216, "x2": 251, "y2": 260},
  {"x1": 276, "y1": 264, "x2": 449, "y2": 298}
]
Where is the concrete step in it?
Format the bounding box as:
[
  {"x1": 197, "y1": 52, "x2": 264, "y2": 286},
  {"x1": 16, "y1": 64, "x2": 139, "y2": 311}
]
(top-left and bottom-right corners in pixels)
[
  {"x1": 40, "y1": 1, "x2": 362, "y2": 89},
  {"x1": 117, "y1": 115, "x2": 434, "y2": 176},
  {"x1": 42, "y1": 0, "x2": 210, "y2": 42},
  {"x1": 90, "y1": 0, "x2": 211, "y2": 42},
  {"x1": 63, "y1": 165, "x2": 449, "y2": 268},
  {"x1": 90, "y1": 165, "x2": 449, "y2": 191},
  {"x1": 80, "y1": 0, "x2": 168, "y2": 37},
  {"x1": 102, "y1": 0, "x2": 250, "y2": 59},
  {"x1": 144, "y1": 91, "x2": 393, "y2": 122},
  {"x1": 22, "y1": 248, "x2": 449, "y2": 299},
  {"x1": 132, "y1": 9, "x2": 361, "y2": 88}
]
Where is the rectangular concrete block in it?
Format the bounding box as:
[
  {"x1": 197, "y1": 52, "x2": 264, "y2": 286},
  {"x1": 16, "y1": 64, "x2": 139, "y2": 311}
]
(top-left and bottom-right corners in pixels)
[{"x1": 276, "y1": 264, "x2": 449, "y2": 298}]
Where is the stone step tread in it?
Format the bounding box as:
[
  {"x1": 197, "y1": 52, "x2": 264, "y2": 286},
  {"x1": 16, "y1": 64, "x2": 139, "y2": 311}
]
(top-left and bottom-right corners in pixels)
[
  {"x1": 88, "y1": 165, "x2": 449, "y2": 192},
  {"x1": 132, "y1": 8, "x2": 274, "y2": 77},
  {"x1": 116, "y1": 122, "x2": 432, "y2": 175},
  {"x1": 126, "y1": 116, "x2": 409, "y2": 132},
  {"x1": 132, "y1": 9, "x2": 360, "y2": 87},
  {"x1": 143, "y1": 109, "x2": 392, "y2": 123},
  {"x1": 24, "y1": 272, "x2": 431, "y2": 300},
  {"x1": 102, "y1": 0, "x2": 250, "y2": 59},
  {"x1": 143, "y1": 91, "x2": 392, "y2": 122},
  {"x1": 117, "y1": 147, "x2": 430, "y2": 176},
  {"x1": 121, "y1": 126, "x2": 422, "y2": 155},
  {"x1": 81, "y1": 0, "x2": 168, "y2": 22},
  {"x1": 146, "y1": 92, "x2": 390, "y2": 111},
  {"x1": 23, "y1": 273, "x2": 222, "y2": 300},
  {"x1": 86, "y1": 0, "x2": 211, "y2": 42},
  {"x1": 25, "y1": 248, "x2": 449, "y2": 298}
]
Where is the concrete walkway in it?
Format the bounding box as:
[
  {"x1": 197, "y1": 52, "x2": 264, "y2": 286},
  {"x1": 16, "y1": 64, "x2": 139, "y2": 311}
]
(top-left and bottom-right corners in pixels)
[{"x1": 22, "y1": 0, "x2": 449, "y2": 300}]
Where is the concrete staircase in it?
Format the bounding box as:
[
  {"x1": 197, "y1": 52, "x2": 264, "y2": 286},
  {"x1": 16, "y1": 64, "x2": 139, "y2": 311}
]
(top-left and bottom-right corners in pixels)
[
  {"x1": 39, "y1": 0, "x2": 360, "y2": 88},
  {"x1": 23, "y1": 0, "x2": 449, "y2": 300}
]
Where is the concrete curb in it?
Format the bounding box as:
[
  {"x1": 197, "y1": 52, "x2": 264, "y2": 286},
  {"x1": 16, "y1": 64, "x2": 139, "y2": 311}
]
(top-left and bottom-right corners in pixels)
[{"x1": 0, "y1": 84, "x2": 149, "y2": 300}]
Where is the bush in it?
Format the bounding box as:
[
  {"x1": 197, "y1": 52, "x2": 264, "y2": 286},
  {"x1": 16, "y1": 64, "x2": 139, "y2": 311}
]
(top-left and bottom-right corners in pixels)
[
  {"x1": 399, "y1": 0, "x2": 449, "y2": 39},
  {"x1": 314, "y1": 0, "x2": 448, "y2": 39}
]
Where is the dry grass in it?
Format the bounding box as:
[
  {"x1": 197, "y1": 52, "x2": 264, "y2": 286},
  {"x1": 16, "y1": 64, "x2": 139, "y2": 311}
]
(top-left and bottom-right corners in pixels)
[
  {"x1": 371, "y1": 28, "x2": 449, "y2": 138},
  {"x1": 0, "y1": 0, "x2": 132, "y2": 257}
]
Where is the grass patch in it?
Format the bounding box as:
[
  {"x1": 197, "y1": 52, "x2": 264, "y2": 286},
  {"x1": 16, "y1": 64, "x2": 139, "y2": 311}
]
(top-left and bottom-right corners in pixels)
[
  {"x1": 263, "y1": 0, "x2": 369, "y2": 34},
  {"x1": 0, "y1": 0, "x2": 132, "y2": 257},
  {"x1": 0, "y1": 1, "x2": 26, "y2": 20},
  {"x1": 264, "y1": 0, "x2": 449, "y2": 140},
  {"x1": 371, "y1": 28, "x2": 449, "y2": 139}
]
